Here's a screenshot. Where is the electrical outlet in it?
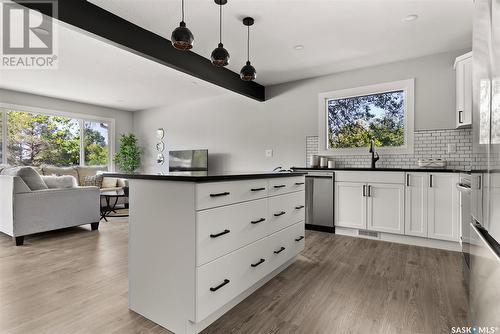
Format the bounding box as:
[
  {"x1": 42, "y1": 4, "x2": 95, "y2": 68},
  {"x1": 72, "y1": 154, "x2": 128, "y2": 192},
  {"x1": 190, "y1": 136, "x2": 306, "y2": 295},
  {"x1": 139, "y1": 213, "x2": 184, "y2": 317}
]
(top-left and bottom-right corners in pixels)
[
  {"x1": 447, "y1": 143, "x2": 456, "y2": 154},
  {"x1": 265, "y1": 149, "x2": 273, "y2": 157}
]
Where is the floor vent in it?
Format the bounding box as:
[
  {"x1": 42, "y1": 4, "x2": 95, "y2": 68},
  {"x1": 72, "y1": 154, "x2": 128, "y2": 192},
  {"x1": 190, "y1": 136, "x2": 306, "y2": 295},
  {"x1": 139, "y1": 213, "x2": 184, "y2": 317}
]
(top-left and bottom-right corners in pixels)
[{"x1": 358, "y1": 230, "x2": 379, "y2": 238}]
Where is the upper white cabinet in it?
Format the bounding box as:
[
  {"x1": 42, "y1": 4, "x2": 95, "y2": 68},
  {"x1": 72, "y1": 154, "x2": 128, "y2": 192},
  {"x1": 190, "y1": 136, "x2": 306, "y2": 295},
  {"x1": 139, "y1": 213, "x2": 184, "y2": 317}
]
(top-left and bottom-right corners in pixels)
[{"x1": 454, "y1": 52, "x2": 472, "y2": 128}]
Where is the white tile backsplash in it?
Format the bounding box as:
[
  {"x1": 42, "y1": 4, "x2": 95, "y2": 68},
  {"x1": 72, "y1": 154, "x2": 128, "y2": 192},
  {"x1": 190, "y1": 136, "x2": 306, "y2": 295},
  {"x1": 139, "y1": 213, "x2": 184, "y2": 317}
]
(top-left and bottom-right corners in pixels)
[{"x1": 305, "y1": 129, "x2": 488, "y2": 170}]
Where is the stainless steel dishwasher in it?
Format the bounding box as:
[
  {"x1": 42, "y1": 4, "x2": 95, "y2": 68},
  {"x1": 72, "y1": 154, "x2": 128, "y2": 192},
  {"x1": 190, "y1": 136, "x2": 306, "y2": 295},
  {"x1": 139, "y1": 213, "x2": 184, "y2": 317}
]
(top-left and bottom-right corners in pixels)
[{"x1": 304, "y1": 171, "x2": 335, "y2": 233}]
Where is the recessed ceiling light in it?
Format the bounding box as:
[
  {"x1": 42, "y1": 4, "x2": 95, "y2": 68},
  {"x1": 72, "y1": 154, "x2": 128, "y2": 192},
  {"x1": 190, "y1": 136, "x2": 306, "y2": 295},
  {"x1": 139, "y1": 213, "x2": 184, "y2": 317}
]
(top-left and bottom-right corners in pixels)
[
  {"x1": 402, "y1": 14, "x2": 419, "y2": 22},
  {"x1": 294, "y1": 45, "x2": 304, "y2": 50}
]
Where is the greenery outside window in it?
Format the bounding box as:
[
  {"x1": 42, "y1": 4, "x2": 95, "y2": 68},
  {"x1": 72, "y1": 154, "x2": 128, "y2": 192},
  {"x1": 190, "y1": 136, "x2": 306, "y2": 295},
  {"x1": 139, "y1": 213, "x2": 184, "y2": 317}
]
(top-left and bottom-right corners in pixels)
[
  {"x1": 318, "y1": 79, "x2": 414, "y2": 155},
  {"x1": 0, "y1": 105, "x2": 114, "y2": 168}
]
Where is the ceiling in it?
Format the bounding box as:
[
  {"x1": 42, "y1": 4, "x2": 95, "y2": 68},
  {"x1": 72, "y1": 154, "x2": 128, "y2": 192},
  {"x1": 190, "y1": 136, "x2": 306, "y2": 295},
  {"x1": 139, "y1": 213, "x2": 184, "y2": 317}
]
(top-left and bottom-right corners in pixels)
[
  {"x1": 0, "y1": 0, "x2": 473, "y2": 111},
  {"x1": 89, "y1": 0, "x2": 473, "y2": 85}
]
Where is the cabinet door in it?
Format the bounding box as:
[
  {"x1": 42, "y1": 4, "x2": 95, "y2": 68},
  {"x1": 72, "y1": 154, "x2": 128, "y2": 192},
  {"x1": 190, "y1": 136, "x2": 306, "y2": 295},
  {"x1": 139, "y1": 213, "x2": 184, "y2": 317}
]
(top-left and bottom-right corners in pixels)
[
  {"x1": 404, "y1": 173, "x2": 428, "y2": 237},
  {"x1": 334, "y1": 182, "x2": 366, "y2": 229},
  {"x1": 366, "y1": 183, "x2": 405, "y2": 235},
  {"x1": 428, "y1": 173, "x2": 460, "y2": 241},
  {"x1": 456, "y1": 56, "x2": 472, "y2": 128}
]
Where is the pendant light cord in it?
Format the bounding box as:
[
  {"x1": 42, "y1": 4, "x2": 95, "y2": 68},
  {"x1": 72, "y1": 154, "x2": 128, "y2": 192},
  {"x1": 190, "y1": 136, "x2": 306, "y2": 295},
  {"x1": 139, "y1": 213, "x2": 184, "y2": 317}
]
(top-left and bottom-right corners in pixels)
[
  {"x1": 247, "y1": 25, "x2": 250, "y2": 61},
  {"x1": 219, "y1": 3, "x2": 222, "y2": 44},
  {"x1": 181, "y1": 0, "x2": 185, "y2": 21}
]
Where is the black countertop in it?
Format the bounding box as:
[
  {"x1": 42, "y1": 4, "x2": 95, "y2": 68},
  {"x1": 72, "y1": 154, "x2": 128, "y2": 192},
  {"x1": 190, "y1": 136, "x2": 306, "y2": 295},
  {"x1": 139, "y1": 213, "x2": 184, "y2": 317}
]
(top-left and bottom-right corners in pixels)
[
  {"x1": 292, "y1": 167, "x2": 470, "y2": 173},
  {"x1": 104, "y1": 171, "x2": 307, "y2": 183}
]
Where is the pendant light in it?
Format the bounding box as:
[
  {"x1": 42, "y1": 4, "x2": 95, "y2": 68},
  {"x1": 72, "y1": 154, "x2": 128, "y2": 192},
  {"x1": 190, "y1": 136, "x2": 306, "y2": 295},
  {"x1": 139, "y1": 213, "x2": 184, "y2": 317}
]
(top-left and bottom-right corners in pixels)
[
  {"x1": 211, "y1": 0, "x2": 229, "y2": 67},
  {"x1": 240, "y1": 17, "x2": 256, "y2": 81},
  {"x1": 171, "y1": 0, "x2": 194, "y2": 50}
]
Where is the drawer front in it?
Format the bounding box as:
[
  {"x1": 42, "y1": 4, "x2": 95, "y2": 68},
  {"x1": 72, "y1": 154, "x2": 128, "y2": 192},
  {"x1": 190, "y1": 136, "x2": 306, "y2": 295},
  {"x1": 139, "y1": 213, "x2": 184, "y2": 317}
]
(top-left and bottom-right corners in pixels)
[
  {"x1": 196, "y1": 198, "x2": 269, "y2": 266},
  {"x1": 269, "y1": 191, "x2": 305, "y2": 231},
  {"x1": 268, "y1": 176, "x2": 306, "y2": 196},
  {"x1": 196, "y1": 222, "x2": 304, "y2": 321},
  {"x1": 335, "y1": 171, "x2": 404, "y2": 184},
  {"x1": 196, "y1": 179, "x2": 268, "y2": 210}
]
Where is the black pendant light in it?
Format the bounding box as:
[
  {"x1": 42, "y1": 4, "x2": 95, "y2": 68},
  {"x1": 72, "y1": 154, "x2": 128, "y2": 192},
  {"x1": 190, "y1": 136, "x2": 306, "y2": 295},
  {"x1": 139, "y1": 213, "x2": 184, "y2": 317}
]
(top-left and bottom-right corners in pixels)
[
  {"x1": 171, "y1": 0, "x2": 194, "y2": 50},
  {"x1": 211, "y1": 0, "x2": 229, "y2": 67},
  {"x1": 240, "y1": 17, "x2": 256, "y2": 81}
]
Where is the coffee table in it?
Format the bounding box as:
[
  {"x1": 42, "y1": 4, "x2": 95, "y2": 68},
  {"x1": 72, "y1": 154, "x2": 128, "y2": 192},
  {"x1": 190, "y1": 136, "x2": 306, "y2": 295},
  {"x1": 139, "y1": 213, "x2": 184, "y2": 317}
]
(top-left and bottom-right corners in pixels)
[{"x1": 100, "y1": 189, "x2": 129, "y2": 222}]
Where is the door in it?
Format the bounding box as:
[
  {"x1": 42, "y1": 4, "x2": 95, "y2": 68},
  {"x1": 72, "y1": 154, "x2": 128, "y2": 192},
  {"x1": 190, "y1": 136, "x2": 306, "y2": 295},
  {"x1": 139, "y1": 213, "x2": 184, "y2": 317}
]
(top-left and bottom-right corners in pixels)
[
  {"x1": 367, "y1": 183, "x2": 405, "y2": 235},
  {"x1": 428, "y1": 173, "x2": 460, "y2": 241},
  {"x1": 305, "y1": 175, "x2": 334, "y2": 228},
  {"x1": 334, "y1": 182, "x2": 366, "y2": 229},
  {"x1": 404, "y1": 173, "x2": 428, "y2": 237}
]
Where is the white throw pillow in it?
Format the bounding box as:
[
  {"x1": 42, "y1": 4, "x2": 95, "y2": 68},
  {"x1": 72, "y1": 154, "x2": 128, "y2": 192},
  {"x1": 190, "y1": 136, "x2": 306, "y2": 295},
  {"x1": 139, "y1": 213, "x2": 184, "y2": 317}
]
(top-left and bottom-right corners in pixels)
[
  {"x1": 1, "y1": 166, "x2": 48, "y2": 191},
  {"x1": 42, "y1": 175, "x2": 78, "y2": 189},
  {"x1": 102, "y1": 177, "x2": 118, "y2": 189}
]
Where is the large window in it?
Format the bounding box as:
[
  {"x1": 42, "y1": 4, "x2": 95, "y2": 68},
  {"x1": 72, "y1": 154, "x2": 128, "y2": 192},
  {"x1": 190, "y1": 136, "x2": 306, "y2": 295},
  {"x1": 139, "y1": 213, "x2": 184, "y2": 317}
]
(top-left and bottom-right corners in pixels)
[
  {"x1": 0, "y1": 107, "x2": 113, "y2": 167},
  {"x1": 318, "y1": 79, "x2": 414, "y2": 154}
]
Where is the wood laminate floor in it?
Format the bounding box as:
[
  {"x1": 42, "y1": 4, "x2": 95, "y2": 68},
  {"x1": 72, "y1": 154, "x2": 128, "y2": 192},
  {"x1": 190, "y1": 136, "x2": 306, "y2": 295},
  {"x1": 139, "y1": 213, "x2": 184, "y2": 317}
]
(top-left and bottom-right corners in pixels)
[{"x1": 0, "y1": 219, "x2": 468, "y2": 334}]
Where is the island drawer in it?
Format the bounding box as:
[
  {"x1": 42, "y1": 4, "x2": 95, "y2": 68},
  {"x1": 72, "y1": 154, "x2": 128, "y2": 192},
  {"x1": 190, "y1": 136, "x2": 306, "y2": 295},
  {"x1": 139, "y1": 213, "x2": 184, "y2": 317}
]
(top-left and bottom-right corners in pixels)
[
  {"x1": 195, "y1": 222, "x2": 305, "y2": 322},
  {"x1": 196, "y1": 198, "x2": 269, "y2": 266},
  {"x1": 196, "y1": 179, "x2": 269, "y2": 210},
  {"x1": 269, "y1": 191, "x2": 305, "y2": 231},
  {"x1": 268, "y1": 176, "x2": 306, "y2": 196}
]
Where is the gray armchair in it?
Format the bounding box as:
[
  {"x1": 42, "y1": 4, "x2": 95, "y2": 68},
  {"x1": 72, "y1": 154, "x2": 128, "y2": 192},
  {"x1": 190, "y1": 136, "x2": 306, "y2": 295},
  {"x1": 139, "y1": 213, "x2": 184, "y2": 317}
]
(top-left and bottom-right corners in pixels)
[{"x1": 0, "y1": 175, "x2": 100, "y2": 246}]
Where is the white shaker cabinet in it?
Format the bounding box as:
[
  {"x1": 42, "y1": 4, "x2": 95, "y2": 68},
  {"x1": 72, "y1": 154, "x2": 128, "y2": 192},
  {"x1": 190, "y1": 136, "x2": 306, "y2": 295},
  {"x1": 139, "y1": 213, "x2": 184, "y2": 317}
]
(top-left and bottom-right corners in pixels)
[
  {"x1": 334, "y1": 182, "x2": 366, "y2": 229},
  {"x1": 427, "y1": 173, "x2": 460, "y2": 242},
  {"x1": 404, "y1": 173, "x2": 428, "y2": 237},
  {"x1": 455, "y1": 52, "x2": 473, "y2": 128},
  {"x1": 366, "y1": 183, "x2": 405, "y2": 235}
]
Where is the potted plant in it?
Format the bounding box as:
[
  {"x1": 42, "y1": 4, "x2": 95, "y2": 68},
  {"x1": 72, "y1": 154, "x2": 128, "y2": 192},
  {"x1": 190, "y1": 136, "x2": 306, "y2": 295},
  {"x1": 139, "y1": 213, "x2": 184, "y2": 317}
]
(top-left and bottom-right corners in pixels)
[{"x1": 114, "y1": 134, "x2": 142, "y2": 174}]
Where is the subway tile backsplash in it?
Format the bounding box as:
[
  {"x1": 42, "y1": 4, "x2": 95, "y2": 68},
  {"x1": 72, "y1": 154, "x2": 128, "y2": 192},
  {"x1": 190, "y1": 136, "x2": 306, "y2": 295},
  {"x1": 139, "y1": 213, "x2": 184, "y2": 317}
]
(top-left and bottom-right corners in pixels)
[{"x1": 305, "y1": 129, "x2": 488, "y2": 170}]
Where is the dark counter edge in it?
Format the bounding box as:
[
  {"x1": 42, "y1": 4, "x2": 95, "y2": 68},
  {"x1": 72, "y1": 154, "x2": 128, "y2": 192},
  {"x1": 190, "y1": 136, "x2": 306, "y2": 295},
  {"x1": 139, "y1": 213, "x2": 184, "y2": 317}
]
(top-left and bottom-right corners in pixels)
[
  {"x1": 292, "y1": 167, "x2": 470, "y2": 173},
  {"x1": 103, "y1": 172, "x2": 307, "y2": 183}
]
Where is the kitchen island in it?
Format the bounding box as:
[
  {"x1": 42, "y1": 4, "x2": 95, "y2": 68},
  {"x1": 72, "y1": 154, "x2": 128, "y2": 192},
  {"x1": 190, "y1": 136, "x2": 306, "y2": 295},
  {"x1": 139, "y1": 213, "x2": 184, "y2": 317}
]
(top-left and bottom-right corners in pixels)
[{"x1": 105, "y1": 172, "x2": 306, "y2": 334}]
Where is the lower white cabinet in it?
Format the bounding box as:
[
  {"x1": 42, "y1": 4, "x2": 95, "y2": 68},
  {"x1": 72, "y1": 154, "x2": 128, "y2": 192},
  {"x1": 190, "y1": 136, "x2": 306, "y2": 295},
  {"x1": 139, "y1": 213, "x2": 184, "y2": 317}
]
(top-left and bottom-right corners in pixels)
[
  {"x1": 427, "y1": 173, "x2": 460, "y2": 241},
  {"x1": 334, "y1": 182, "x2": 366, "y2": 229},
  {"x1": 405, "y1": 173, "x2": 428, "y2": 237},
  {"x1": 367, "y1": 183, "x2": 405, "y2": 234}
]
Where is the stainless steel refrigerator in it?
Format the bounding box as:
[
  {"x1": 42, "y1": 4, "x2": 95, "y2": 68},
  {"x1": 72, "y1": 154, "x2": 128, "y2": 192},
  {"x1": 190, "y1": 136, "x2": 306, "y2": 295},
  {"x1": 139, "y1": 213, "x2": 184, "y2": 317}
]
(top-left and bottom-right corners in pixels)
[{"x1": 469, "y1": 0, "x2": 500, "y2": 327}]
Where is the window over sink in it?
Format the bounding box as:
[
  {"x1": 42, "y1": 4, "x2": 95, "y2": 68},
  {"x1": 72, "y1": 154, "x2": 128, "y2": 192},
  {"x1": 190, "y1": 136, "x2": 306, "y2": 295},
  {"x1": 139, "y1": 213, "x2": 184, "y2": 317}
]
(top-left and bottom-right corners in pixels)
[{"x1": 318, "y1": 79, "x2": 414, "y2": 155}]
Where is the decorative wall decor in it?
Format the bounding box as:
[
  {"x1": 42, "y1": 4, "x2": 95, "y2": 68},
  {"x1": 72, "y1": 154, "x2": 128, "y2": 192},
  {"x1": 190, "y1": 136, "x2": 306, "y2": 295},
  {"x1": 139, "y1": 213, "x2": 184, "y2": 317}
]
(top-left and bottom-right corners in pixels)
[{"x1": 155, "y1": 128, "x2": 166, "y2": 166}]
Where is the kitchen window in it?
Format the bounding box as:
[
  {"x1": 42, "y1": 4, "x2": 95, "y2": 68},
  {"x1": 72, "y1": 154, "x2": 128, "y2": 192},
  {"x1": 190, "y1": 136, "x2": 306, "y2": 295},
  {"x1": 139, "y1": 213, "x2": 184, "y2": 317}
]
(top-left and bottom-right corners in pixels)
[
  {"x1": 318, "y1": 79, "x2": 414, "y2": 155},
  {"x1": 0, "y1": 105, "x2": 114, "y2": 168}
]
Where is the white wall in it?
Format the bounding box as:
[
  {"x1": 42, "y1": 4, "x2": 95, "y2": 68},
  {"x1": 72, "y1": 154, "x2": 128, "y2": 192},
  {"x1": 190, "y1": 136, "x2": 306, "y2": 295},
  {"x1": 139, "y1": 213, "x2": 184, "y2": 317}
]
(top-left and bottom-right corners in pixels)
[
  {"x1": 133, "y1": 49, "x2": 469, "y2": 173},
  {"x1": 0, "y1": 88, "x2": 134, "y2": 157}
]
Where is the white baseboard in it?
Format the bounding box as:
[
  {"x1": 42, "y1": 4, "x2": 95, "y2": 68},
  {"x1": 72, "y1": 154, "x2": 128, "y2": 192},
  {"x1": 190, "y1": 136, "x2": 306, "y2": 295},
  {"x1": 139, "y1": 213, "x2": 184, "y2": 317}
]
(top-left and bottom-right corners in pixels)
[{"x1": 335, "y1": 227, "x2": 461, "y2": 252}]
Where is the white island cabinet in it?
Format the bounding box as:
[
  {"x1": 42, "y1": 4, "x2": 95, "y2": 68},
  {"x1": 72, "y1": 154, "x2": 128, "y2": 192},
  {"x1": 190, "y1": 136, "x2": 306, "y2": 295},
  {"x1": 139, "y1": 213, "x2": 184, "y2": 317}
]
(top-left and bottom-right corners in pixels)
[{"x1": 123, "y1": 172, "x2": 305, "y2": 334}]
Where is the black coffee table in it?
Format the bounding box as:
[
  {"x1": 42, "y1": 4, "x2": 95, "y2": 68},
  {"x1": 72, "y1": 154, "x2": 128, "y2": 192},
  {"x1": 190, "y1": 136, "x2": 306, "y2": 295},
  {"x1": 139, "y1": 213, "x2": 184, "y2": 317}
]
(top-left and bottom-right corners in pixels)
[{"x1": 100, "y1": 189, "x2": 129, "y2": 222}]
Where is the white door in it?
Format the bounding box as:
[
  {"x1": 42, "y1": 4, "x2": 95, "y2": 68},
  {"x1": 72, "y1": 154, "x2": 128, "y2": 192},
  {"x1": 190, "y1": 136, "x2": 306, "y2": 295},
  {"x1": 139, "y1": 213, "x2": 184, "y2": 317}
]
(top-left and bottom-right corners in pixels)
[
  {"x1": 366, "y1": 183, "x2": 405, "y2": 235},
  {"x1": 334, "y1": 182, "x2": 366, "y2": 229},
  {"x1": 428, "y1": 173, "x2": 460, "y2": 241},
  {"x1": 404, "y1": 173, "x2": 428, "y2": 237}
]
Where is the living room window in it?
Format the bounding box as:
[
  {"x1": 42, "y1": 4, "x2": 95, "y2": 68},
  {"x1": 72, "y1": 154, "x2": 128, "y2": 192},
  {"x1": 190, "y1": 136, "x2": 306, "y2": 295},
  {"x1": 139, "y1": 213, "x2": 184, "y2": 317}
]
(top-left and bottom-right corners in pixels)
[
  {"x1": 318, "y1": 79, "x2": 415, "y2": 155},
  {"x1": 0, "y1": 106, "x2": 114, "y2": 168}
]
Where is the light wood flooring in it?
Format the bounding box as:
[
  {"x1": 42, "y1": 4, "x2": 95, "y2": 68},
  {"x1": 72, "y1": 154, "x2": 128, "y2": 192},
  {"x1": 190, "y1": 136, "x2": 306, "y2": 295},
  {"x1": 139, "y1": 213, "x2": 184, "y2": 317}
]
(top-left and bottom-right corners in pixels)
[{"x1": 0, "y1": 219, "x2": 468, "y2": 334}]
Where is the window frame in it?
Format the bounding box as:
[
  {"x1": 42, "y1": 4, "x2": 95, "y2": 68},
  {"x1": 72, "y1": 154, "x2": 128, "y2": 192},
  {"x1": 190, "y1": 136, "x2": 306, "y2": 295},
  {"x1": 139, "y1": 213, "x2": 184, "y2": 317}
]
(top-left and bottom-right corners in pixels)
[
  {"x1": 0, "y1": 103, "x2": 115, "y2": 170},
  {"x1": 318, "y1": 79, "x2": 415, "y2": 155}
]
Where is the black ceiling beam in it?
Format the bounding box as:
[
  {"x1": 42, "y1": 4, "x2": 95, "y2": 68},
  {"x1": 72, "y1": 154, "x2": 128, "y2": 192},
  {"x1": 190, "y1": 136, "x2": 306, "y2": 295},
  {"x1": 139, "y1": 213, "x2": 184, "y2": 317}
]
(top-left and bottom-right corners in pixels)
[{"x1": 15, "y1": 0, "x2": 265, "y2": 101}]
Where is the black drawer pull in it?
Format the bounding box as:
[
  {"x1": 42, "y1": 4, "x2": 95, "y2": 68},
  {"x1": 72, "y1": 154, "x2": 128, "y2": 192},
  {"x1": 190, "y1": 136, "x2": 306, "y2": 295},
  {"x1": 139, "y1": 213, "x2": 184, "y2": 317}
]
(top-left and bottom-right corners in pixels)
[
  {"x1": 295, "y1": 182, "x2": 305, "y2": 185},
  {"x1": 251, "y1": 258, "x2": 265, "y2": 267},
  {"x1": 274, "y1": 247, "x2": 286, "y2": 254},
  {"x1": 210, "y1": 229, "x2": 230, "y2": 238},
  {"x1": 274, "y1": 211, "x2": 286, "y2": 217},
  {"x1": 251, "y1": 218, "x2": 266, "y2": 224},
  {"x1": 295, "y1": 205, "x2": 305, "y2": 210},
  {"x1": 210, "y1": 279, "x2": 230, "y2": 292},
  {"x1": 210, "y1": 192, "x2": 230, "y2": 197},
  {"x1": 251, "y1": 187, "x2": 266, "y2": 192},
  {"x1": 295, "y1": 236, "x2": 304, "y2": 242},
  {"x1": 273, "y1": 184, "x2": 286, "y2": 188}
]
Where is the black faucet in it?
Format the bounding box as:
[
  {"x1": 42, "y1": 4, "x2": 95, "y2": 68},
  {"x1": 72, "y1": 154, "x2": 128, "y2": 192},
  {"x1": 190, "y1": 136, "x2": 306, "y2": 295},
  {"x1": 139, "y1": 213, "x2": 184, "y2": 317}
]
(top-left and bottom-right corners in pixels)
[{"x1": 369, "y1": 139, "x2": 380, "y2": 169}]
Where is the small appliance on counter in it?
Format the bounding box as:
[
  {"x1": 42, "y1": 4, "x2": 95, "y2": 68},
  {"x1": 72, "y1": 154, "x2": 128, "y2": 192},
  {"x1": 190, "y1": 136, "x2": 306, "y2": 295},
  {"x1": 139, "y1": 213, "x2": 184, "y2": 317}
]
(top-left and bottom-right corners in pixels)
[
  {"x1": 168, "y1": 149, "x2": 208, "y2": 172},
  {"x1": 417, "y1": 158, "x2": 448, "y2": 168}
]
